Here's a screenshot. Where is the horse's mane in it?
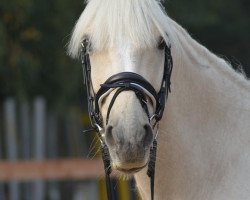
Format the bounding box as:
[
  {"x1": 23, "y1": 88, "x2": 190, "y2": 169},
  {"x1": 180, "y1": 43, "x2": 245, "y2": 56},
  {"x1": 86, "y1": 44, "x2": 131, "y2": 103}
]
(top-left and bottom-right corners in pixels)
[{"x1": 68, "y1": 0, "x2": 174, "y2": 58}]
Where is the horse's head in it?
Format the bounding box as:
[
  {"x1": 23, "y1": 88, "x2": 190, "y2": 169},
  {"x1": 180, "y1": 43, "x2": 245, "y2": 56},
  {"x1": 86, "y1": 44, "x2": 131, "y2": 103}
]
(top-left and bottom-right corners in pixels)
[
  {"x1": 89, "y1": 38, "x2": 167, "y2": 173},
  {"x1": 68, "y1": 0, "x2": 172, "y2": 174}
]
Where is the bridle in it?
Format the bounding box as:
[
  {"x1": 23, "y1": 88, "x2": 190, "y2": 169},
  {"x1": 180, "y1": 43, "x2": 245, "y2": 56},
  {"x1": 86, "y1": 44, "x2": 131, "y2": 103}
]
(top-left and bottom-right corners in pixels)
[
  {"x1": 81, "y1": 38, "x2": 173, "y2": 200},
  {"x1": 80, "y1": 37, "x2": 173, "y2": 200}
]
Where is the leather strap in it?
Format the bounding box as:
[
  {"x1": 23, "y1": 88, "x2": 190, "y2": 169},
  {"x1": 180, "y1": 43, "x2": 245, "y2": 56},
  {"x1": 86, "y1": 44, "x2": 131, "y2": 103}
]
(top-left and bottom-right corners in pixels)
[
  {"x1": 95, "y1": 72, "x2": 158, "y2": 114},
  {"x1": 147, "y1": 139, "x2": 158, "y2": 200}
]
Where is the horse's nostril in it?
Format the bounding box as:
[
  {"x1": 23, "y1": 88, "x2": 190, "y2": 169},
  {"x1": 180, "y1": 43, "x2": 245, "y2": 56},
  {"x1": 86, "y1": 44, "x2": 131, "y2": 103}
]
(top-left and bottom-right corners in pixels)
[
  {"x1": 143, "y1": 124, "x2": 153, "y2": 148},
  {"x1": 105, "y1": 125, "x2": 115, "y2": 146}
]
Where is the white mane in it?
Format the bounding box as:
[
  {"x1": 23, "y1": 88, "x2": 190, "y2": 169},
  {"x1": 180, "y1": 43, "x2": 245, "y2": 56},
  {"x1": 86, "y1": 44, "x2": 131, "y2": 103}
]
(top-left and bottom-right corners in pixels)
[{"x1": 68, "y1": 0, "x2": 175, "y2": 58}]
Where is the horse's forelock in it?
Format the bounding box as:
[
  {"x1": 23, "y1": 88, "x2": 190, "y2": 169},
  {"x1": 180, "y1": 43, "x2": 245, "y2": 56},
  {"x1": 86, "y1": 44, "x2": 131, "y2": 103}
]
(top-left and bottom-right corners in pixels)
[{"x1": 68, "y1": 0, "x2": 172, "y2": 58}]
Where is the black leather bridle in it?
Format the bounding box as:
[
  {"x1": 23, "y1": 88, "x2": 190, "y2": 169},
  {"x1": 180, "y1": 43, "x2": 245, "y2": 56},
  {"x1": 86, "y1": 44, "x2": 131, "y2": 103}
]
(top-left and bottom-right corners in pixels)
[{"x1": 80, "y1": 37, "x2": 173, "y2": 200}]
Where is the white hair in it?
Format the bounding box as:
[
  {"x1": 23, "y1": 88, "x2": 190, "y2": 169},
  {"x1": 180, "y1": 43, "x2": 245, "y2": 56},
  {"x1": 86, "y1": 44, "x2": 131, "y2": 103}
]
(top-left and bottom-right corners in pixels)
[{"x1": 68, "y1": 0, "x2": 174, "y2": 58}]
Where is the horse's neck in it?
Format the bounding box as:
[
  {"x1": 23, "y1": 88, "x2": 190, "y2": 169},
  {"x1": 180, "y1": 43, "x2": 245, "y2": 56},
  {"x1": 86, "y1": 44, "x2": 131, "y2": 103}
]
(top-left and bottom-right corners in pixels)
[
  {"x1": 168, "y1": 19, "x2": 250, "y2": 139},
  {"x1": 135, "y1": 20, "x2": 250, "y2": 200}
]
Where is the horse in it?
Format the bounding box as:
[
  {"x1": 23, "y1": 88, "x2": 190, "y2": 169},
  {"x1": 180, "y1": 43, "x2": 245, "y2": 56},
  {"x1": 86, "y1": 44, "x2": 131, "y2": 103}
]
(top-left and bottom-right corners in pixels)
[{"x1": 68, "y1": 0, "x2": 250, "y2": 199}]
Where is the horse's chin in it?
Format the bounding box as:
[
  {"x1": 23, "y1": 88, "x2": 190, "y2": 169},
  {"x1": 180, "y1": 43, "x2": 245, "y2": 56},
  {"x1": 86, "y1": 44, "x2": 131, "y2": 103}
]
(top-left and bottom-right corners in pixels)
[{"x1": 112, "y1": 162, "x2": 148, "y2": 175}]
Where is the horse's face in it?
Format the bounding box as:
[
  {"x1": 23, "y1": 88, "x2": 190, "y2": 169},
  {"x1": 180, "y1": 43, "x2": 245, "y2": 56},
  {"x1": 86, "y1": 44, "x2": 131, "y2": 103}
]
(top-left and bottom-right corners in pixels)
[{"x1": 89, "y1": 37, "x2": 166, "y2": 174}]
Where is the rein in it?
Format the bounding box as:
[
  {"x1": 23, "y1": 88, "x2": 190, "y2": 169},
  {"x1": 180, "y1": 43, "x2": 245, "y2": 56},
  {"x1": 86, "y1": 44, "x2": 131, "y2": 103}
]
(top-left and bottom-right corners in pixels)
[{"x1": 80, "y1": 38, "x2": 173, "y2": 200}]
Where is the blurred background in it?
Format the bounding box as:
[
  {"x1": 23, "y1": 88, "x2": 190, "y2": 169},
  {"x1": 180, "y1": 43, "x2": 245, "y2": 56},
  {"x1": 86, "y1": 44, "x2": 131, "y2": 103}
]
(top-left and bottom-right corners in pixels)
[{"x1": 0, "y1": 0, "x2": 249, "y2": 199}]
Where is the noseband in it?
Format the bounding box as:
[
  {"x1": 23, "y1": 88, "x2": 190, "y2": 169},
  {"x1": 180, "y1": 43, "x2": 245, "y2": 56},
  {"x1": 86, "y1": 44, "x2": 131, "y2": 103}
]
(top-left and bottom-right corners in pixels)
[{"x1": 80, "y1": 38, "x2": 173, "y2": 200}]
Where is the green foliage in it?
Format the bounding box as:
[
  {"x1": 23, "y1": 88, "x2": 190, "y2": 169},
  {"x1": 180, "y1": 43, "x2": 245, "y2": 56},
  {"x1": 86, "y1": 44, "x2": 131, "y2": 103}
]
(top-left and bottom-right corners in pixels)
[
  {"x1": 0, "y1": 0, "x2": 249, "y2": 107},
  {"x1": 0, "y1": 0, "x2": 85, "y2": 108}
]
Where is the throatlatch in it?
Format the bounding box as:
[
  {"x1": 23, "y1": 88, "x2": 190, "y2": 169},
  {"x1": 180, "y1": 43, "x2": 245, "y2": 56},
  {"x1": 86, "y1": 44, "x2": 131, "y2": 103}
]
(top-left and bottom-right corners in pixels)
[{"x1": 80, "y1": 37, "x2": 173, "y2": 200}]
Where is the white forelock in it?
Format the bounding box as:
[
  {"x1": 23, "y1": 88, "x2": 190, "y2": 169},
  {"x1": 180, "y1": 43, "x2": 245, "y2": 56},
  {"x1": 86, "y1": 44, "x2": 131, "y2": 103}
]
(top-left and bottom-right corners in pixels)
[{"x1": 68, "y1": 0, "x2": 174, "y2": 58}]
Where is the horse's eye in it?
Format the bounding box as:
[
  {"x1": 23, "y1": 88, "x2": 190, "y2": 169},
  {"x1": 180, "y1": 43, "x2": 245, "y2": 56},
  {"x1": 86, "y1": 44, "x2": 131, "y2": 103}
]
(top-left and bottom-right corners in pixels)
[
  {"x1": 86, "y1": 41, "x2": 93, "y2": 53},
  {"x1": 158, "y1": 37, "x2": 166, "y2": 50},
  {"x1": 82, "y1": 36, "x2": 93, "y2": 53},
  {"x1": 87, "y1": 42, "x2": 93, "y2": 53}
]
